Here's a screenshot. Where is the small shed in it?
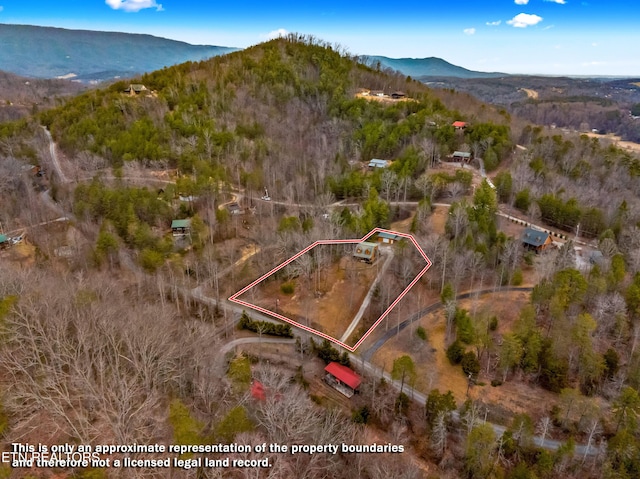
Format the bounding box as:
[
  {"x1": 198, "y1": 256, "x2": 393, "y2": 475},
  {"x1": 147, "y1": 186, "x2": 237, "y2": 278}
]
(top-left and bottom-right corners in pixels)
[
  {"x1": 368, "y1": 158, "x2": 389, "y2": 169},
  {"x1": 324, "y1": 362, "x2": 361, "y2": 398},
  {"x1": 171, "y1": 219, "x2": 191, "y2": 237},
  {"x1": 377, "y1": 232, "x2": 400, "y2": 244},
  {"x1": 391, "y1": 91, "x2": 406, "y2": 99},
  {"x1": 452, "y1": 151, "x2": 472, "y2": 162},
  {"x1": 0, "y1": 234, "x2": 8, "y2": 249},
  {"x1": 452, "y1": 121, "x2": 467, "y2": 130},
  {"x1": 521, "y1": 227, "x2": 552, "y2": 253},
  {"x1": 353, "y1": 241, "x2": 378, "y2": 263}
]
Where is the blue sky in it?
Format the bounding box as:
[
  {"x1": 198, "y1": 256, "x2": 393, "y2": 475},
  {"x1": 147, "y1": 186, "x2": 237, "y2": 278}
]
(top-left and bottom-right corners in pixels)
[{"x1": 0, "y1": 0, "x2": 638, "y2": 76}]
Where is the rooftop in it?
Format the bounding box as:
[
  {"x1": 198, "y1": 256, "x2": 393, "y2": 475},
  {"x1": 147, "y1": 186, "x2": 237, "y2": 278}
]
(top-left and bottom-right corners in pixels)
[
  {"x1": 324, "y1": 362, "x2": 361, "y2": 390},
  {"x1": 171, "y1": 219, "x2": 191, "y2": 229},
  {"x1": 353, "y1": 241, "x2": 378, "y2": 260},
  {"x1": 378, "y1": 232, "x2": 400, "y2": 240},
  {"x1": 522, "y1": 227, "x2": 550, "y2": 247},
  {"x1": 368, "y1": 158, "x2": 389, "y2": 168}
]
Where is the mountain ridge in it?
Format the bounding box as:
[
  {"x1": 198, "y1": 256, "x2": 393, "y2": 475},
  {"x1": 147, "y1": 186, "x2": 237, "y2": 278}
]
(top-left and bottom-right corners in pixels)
[
  {"x1": 0, "y1": 23, "x2": 508, "y2": 82},
  {"x1": 0, "y1": 23, "x2": 238, "y2": 81},
  {"x1": 365, "y1": 55, "x2": 508, "y2": 79}
]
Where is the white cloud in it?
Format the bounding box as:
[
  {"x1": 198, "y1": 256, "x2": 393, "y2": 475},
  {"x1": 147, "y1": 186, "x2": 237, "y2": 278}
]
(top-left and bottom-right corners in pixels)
[
  {"x1": 463, "y1": 28, "x2": 476, "y2": 35},
  {"x1": 486, "y1": 20, "x2": 501, "y2": 26},
  {"x1": 582, "y1": 61, "x2": 606, "y2": 66},
  {"x1": 265, "y1": 29, "x2": 289, "y2": 40},
  {"x1": 507, "y1": 13, "x2": 543, "y2": 28},
  {"x1": 545, "y1": 0, "x2": 567, "y2": 4},
  {"x1": 105, "y1": 0, "x2": 163, "y2": 12},
  {"x1": 515, "y1": 0, "x2": 529, "y2": 4}
]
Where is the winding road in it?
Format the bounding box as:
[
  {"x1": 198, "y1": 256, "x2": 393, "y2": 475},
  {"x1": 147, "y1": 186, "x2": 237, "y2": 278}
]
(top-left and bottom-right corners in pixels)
[{"x1": 38, "y1": 129, "x2": 599, "y2": 456}]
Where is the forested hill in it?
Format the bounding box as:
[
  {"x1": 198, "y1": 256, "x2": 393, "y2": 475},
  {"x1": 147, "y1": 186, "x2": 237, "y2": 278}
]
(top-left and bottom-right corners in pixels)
[
  {"x1": 0, "y1": 24, "x2": 237, "y2": 80},
  {"x1": 38, "y1": 35, "x2": 512, "y2": 202},
  {"x1": 0, "y1": 70, "x2": 87, "y2": 122}
]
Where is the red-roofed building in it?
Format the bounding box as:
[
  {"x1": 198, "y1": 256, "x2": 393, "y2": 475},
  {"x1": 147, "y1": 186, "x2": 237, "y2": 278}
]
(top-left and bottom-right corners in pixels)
[
  {"x1": 452, "y1": 121, "x2": 467, "y2": 130},
  {"x1": 251, "y1": 380, "x2": 266, "y2": 401},
  {"x1": 324, "y1": 362, "x2": 361, "y2": 398}
]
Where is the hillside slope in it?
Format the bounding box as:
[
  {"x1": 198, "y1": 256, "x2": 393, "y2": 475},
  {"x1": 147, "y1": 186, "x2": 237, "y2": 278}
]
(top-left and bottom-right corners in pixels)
[
  {"x1": 0, "y1": 24, "x2": 237, "y2": 80},
  {"x1": 0, "y1": 69, "x2": 87, "y2": 122},
  {"x1": 38, "y1": 37, "x2": 511, "y2": 202}
]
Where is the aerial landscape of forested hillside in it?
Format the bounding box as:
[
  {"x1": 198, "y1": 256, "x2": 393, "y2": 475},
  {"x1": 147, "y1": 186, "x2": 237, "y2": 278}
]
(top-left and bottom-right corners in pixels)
[{"x1": 2, "y1": 30, "x2": 640, "y2": 479}]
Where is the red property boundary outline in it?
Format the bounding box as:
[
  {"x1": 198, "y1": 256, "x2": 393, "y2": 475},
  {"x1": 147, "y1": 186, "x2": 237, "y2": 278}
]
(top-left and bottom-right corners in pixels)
[{"x1": 229, "y1": 228, "x2": 432, "y2": 352}]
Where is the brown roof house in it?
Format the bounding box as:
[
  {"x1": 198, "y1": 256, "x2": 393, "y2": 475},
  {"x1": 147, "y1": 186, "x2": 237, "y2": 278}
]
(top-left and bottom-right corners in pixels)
[
  {"x1": 353, "y1": 241, "x2": 378, "y2": 263},
  {"x1": 124, "y1": 84, "x2": 149, "y2": 96}
]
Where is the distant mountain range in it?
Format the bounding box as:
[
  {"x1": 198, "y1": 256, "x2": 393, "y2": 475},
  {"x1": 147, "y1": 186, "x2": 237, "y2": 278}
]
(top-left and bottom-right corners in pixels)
[
  {"x1": 0, "y1": 24, "x2": 510, "y2": 82},
  {"x1": 365, "y1": 56, "x2": 507, "y2": 79},
  {"x1": 0, "y1": 24, "x2": 238, "y2": 81}
]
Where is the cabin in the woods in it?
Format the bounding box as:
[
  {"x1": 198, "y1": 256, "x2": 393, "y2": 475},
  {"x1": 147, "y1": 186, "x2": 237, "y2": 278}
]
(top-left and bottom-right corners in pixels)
[
  {"x1": 171, "y1": 219, "x2": 191, "y2": 237},
  {"x1": 452, "y1": 151, "x2": 472, "y2": 162},
  {"x1": 377, "y1": 231, "x2": 400, "y2": 244},
  {"x1": 368, "y1": 158, "x2": 390, "y2": 169},
  {"x1": 521, "y1": 227, "x2": 552, "y2": 253},
  {"x1": 324, "y1": 362, "x2": 361, "y2": 398},
  {"x1": 124, "y1": 84, "x2": 149, "y2": 96},
  {"x1": 353, "y1": 241, "x2": 378, "y2": 263}
]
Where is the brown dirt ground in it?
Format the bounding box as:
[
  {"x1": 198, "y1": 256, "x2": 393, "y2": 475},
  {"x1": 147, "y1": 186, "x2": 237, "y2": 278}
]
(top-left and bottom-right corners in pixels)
[
  {"x1": 428, "y1": 205, "x2": 449, "y2": 236},
  {"x1": 370, "y1": 288, "x2": 558, "y2": 419},
  {"x1": 586, "y1": 131, "x2": 640, "y2": 153},
  {"x1": 355, "y1": 92, "x2": 414, "y2": 104},
  {"x1": 1, "y1": 241, "x2": 36, "y2": 267},
  {"x1": 390, "y1": 214, "x2": 414, "y2": 234},
  {"x1": 244, "y1": 254, "x2": 379, "y2": 339}
]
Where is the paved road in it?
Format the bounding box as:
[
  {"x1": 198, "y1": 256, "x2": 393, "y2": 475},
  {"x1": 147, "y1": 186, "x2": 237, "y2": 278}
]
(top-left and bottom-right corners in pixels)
[
  {"x1": 361, "y1": 286, "x2": 534, "y2": 361},
  {"x1": 217, "y1": 333, "x2": 597, "y2": 455},
  {"x1": 41, "y1": 130, "x2": 597, "y2": 455}
]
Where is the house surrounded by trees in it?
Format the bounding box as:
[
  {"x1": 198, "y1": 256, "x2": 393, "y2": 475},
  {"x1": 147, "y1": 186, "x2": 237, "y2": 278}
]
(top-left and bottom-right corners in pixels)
[
  {"x1": 324, "y1": 362, "x2": 361, "y2": 397},
  {"x1": 521, "y1": 227, "x2": 552, "y2": 253},
  {"x1": 353, "y1": 241, "x2": 378, "y2": 263}
]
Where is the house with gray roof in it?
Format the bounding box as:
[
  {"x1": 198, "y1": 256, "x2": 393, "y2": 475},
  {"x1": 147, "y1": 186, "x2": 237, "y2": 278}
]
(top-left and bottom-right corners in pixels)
[
  {"x1": 353, "y1": 241, "x2": 378, "y2": 263},
  {"x1": 521, "y1": 227, "x2": 552, "y2": 253}
]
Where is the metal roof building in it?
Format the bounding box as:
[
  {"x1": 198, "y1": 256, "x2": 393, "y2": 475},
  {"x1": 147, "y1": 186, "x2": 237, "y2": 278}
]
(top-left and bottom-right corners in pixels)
[
  {"x1": 324, "y1": 362, "x2": 361, "y2": 397},
  {"x1": 368, "y1": 159, "x2": 389, "y2": 168}
]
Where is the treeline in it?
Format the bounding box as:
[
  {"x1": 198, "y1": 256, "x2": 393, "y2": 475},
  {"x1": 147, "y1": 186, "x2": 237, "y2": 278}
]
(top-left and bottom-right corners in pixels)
[
  {"x1": 497, "y1": 128, "x2": 640, "y2": 239},
  {"x1": 238, "y1": 312, "x2": 293, "y2": 337}
]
